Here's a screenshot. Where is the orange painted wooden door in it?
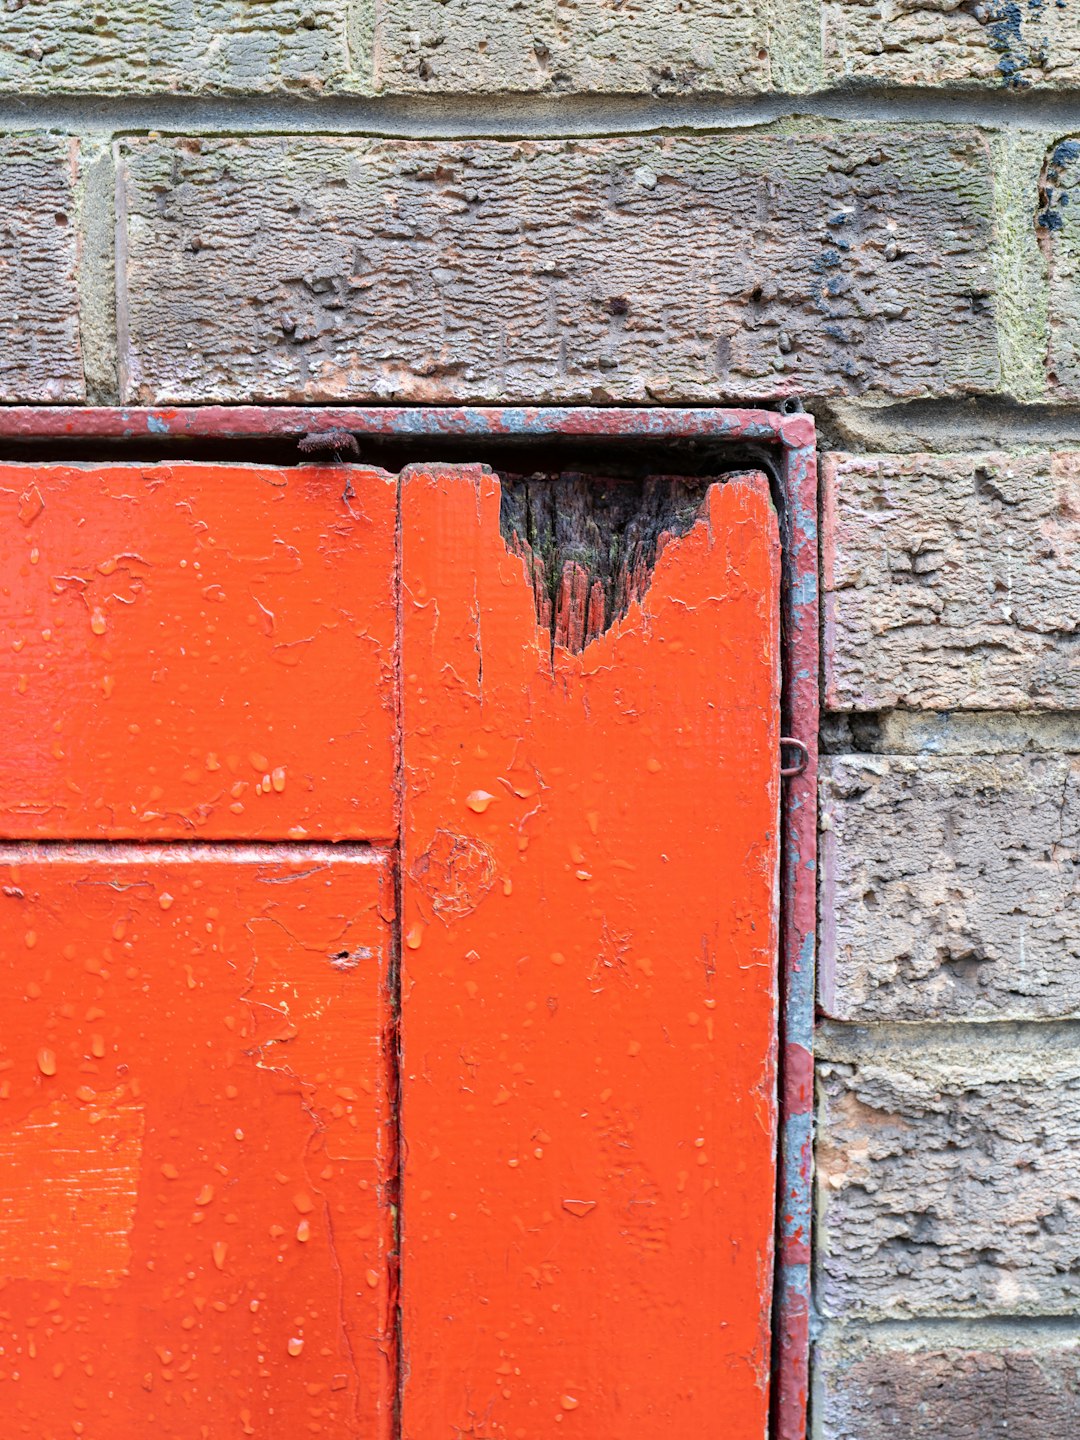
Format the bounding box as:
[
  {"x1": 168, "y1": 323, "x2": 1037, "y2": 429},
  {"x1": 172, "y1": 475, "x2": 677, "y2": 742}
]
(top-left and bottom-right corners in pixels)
[{"x1": 1, "y1": 461, "x2": 780, "y2": 1439}]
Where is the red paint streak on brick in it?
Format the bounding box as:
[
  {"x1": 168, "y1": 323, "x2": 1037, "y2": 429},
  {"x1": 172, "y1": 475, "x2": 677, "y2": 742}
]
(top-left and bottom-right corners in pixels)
[{"x1": 399, "y1": 467, "x2": 781, "y2": 1436}]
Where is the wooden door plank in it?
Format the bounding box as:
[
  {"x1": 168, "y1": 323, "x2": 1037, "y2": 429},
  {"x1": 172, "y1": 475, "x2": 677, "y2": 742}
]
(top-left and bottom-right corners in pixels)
[
  {"x1": 0, "y1": 847, "x2": 396, "y2": 1439},
  {"x1": 0, "y1": 464, "x2": 397, "y2": 840},
  {"x1": 399, "y1": 466, "x2": 781, "y2": 1436}
]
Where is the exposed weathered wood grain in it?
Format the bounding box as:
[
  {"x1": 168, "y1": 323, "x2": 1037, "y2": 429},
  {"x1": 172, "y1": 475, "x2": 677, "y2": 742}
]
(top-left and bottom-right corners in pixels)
[
  {"x1": 116, "y1": 132, "x2": 1001, "y2": 404},
  {"x1": 823, "y1": 452, "x2": 1080, "y2": 711},
  {"x1": 0, "y1": 0, "x2": 347, "y2": 93},
  {"x1": 816, "y1": 1331, "x2": 1080, "y2": 1440},
  {"x1": 499, "y1": 472, "x2": 712, "y2": 650},
  {"x1": 0, "y1": 135, "x2": 83, "y2": 402},
  {"x1": 824, "y1": 0, "x2": 1080, "y2": 90},
  {"x1": 820, "y1": 755, "x2": 1080, "y2": 1020},
  {"x1": 817, "y1": 1038, "x2": 1080, "y2": 1319}
]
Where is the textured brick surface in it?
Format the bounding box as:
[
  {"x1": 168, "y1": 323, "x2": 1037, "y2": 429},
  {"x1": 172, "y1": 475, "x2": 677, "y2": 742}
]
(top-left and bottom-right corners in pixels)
[
  {"x1": 0, "y1": 134, "x2": 83, "y2": 402},
  {"x1": 825, "y1": 710, "x2": 1080, "y2": 757},
  {"x1": 371, "y1": 0, "x2": 777, "y2": 95},
  {"x1": 824, "y1": 0, "x2": 1080, "y2": 90},
  {"x1": 116, "y1": 131, "x2": 1001, "y2": 405},
  {"x1": 1044, "y1": 138, "x2": 1080, "y2": 396},
  {"x1": 817, "y1": 1036, "x2": 1080, "y2": 1319},
  {"x1": 823, "y1": 452, "x2": 1080, "y2": 711},
  {"x1": 816, "y1": 1332, "x2": 1080, "y2": 1440},
  {"x1": 820, "y1": 755, "x2": 1080, "y2": 1021},
  {"x1": 0, "y1": 0, "x2": 346, "y2": 93}
]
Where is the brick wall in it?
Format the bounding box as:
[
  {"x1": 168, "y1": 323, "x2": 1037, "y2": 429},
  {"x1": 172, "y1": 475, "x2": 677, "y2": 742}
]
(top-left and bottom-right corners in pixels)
[{"x1": 4, "y1": 5, "x2": 1080, "y2": 1432}]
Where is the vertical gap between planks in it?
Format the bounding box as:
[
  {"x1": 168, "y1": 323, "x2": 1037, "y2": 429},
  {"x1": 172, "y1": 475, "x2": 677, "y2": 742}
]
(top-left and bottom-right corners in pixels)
[{"x1": 390, "y1": 467, "x2": 406, "y2": 1440}]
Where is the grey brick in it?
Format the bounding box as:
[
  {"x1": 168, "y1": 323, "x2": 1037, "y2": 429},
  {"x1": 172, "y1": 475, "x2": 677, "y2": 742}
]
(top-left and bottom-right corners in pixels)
[
  {"x1": 0, "y1": 134, "x2": 83, "y2": 402},
  {"x1": 823, "y1": 0, "x2": 1080, "y2": 90},
  {"x1": 823, "y1": 452, "x2": 1080, "y2": 712},
  {"x1": 820, "y1": 755, "x2": 1080, "y2": 1021},
  {"x1": 817, "y1": 1035, "x2": 1080, "y2": 1320},
  {"x1": 815, "y1": 1329, "x2": 1080, "y2": 1440},
  {"x1": 0, "y1": 0, "x2": 347, "y2": 94},
  {"x1": 116, "y1": 131, "x2": 1001, "y2": 405},
  {"x1": 369, "y1": 0, "x2": 794, "y2": 96}
]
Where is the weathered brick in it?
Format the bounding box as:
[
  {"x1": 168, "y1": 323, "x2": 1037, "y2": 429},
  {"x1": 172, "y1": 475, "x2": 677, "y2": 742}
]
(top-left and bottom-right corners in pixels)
[
  {"x1": 824, "y1": 710, "x2": 1080, "y2": 757},
  {"x1": 823, "y1": 452, "x2": 1080, "y2": 711},
  {"x1": 116, "y1": 131, "x2": 1001, "y2": 405},
  {"x1": 815, "y1": 1330, "x2": 1080, "y2": 1440},
  {"x1": 817, "y1": 1033, "x2": 1080, "y2": 1319},
  {"x1": 370, "y1": 0, "x2": 794, "y2": 95},
  {"x1": 820, "y1": 755, "x2": 1080, "y2": 1021},
  {"x1": 0, "y1": 134, "x2": 83, "y2": 402},
  {"x1": 0, "y1": 0, "x2": 346, "y2": 93},
  {"x1": 1044, "y1": 137, "x2": 1080, "y2": 397},
  {"x1": 823, "y1": 0, "x2": 1080, "y2": 90}
]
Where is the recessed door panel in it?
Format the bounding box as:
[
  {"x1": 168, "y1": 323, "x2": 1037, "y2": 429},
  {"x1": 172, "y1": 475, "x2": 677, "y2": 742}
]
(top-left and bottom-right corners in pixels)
[
  {"x1": 0, "y1": 846, "x2": 396, "y2": 1438},
  {"x1": 0, "y1": 464, "x2": 397, "y2": 840},
  {"x1": 399, "y1": 466, "x2": 781, "y2": 1437}
]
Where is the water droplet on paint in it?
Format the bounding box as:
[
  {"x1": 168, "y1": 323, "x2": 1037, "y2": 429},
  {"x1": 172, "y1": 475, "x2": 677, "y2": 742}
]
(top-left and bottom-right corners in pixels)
[
  {"x1": 287, "y1": 1337, "x2": 304, "y2": 1357},
  {"x1": 271, "y1": 767, "x2": 286, "y2": 793},
  {"x1": 296, "y1": 1220, "x2": 311, "y2": 1243},
  {"x1": 466, "y1": 790, "x2": 494, "y2": 814},
  {"x1": 37, "y1": 1048, "x2": 57, "y2": 1077},
  {"x1": 90, "y1": 608, "x2": 107, "y2": 636},
  {"x1": 158, "y1": 892, "x2": 174, "y2": 911},
  {"x1": 561, "y1": 1396, "x2": 579, "y2": 1411},
  {"x1": 212, "y1": 1241, "x2": 228, "y2": 1271},
  {"x1": 195, "y1": 1185, "x2": 215, "y2": 1206}
]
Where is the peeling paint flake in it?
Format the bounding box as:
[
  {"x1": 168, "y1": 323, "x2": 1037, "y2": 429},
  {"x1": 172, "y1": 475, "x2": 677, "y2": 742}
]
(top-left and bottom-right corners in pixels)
[{"x1": 0, "y1": 1096, "x2": 143, "y2": 1286}]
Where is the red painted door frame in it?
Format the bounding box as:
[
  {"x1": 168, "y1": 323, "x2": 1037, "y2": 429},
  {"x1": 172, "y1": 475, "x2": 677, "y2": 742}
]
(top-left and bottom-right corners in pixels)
[{"x1": 0, "y1": 405, "x2": 818, "y2": 1440}]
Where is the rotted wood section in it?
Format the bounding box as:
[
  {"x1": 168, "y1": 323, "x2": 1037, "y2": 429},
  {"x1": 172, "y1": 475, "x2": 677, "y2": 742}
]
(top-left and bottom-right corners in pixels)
[{"x1": 399, "y1": 465, "x2": 781, "y2": 1437}]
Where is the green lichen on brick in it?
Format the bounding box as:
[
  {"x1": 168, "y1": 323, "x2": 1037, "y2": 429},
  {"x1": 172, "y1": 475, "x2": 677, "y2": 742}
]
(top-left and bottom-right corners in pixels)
[
  {"x1": 365, "y1": 0, "x2": 778, "y2": 95},
  {"x1": 1042, "y1": 134, "x2": 1080, "y2": 395},
  {"x1": 0, "y1": 0, "x2": 351, "y2": 94},
  {"x1": 768, "y1": 0, "x2": 823, "y2": 94},
  {"x1": 990, "y1": 131, "x2": 1050, "y2": 403},
  {"x1": 72, "y1": 138, "x2": 119, "y2": 404}
]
